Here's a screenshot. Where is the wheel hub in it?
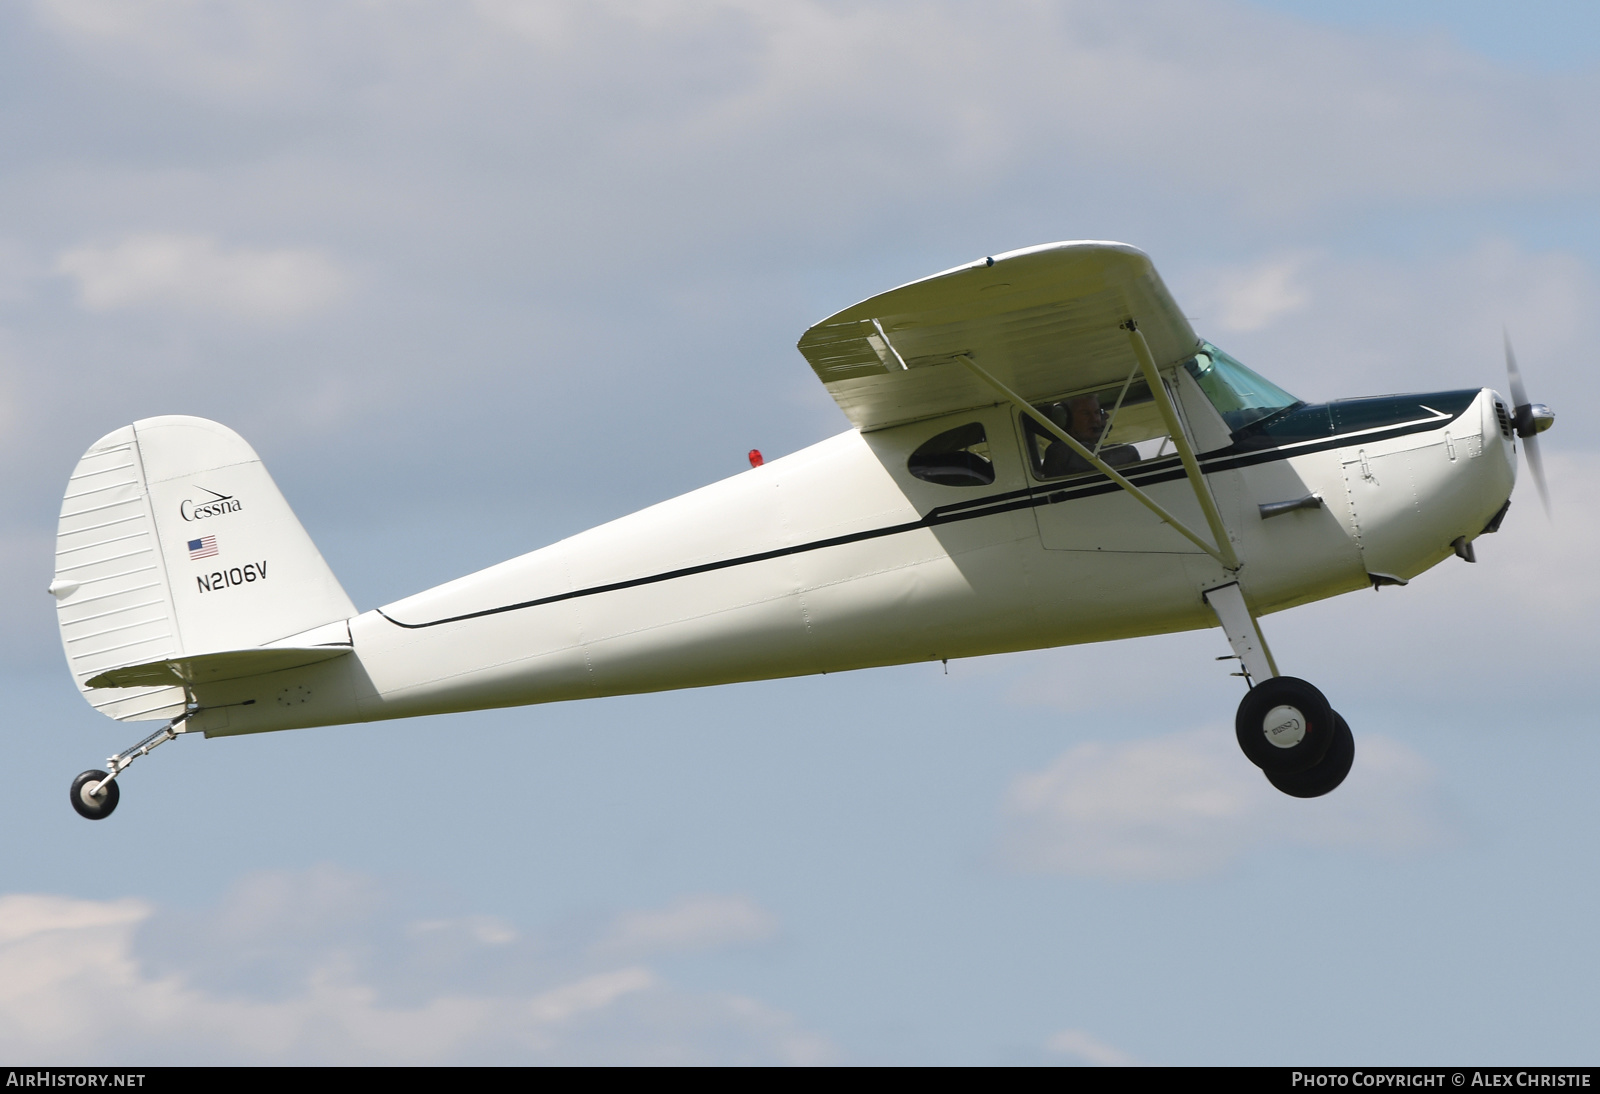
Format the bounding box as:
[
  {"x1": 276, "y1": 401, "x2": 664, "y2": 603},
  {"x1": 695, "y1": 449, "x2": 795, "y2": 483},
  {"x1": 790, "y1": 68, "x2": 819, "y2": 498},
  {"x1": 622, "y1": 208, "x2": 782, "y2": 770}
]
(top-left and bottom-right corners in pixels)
[{"x1": 1263, "y1": 704, "x2": 1306, "y2": 748}]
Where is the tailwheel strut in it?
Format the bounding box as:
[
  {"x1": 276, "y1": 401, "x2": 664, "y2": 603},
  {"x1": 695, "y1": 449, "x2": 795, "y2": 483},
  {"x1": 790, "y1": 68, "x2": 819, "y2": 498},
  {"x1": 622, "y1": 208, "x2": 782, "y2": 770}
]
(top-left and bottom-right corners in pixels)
[{"x1": 70, "y1": 712, "x2": 194, "y2": 820}]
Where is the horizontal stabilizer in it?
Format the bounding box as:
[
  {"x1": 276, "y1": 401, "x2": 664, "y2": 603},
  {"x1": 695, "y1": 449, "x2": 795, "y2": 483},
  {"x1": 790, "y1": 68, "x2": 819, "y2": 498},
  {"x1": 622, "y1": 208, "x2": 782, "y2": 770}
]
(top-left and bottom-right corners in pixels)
[{"x1": 86, "y1": 645, "x2": 351, "y2": 689}]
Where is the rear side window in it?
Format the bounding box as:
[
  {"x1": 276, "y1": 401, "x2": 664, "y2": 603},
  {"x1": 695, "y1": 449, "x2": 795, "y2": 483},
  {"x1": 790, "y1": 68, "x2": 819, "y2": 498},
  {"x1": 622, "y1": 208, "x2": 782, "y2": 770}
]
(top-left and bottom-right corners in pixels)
[{"x1": 907, "y1": 422, "x2": 995, "y2": 487}]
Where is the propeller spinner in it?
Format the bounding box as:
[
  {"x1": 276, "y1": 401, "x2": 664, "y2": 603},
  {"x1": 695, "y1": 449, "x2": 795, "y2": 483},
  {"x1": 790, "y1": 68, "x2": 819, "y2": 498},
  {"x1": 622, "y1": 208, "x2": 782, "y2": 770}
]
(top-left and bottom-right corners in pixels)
[{"x1": 1504, "y1": 331, "x2": 1555, "y2": 517}]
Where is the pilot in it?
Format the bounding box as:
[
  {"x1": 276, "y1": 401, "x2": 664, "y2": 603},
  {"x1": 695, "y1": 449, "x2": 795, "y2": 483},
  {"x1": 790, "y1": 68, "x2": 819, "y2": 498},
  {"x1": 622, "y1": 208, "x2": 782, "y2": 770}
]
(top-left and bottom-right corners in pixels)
[{"x1": 1040, "y1": 394, "x2": 1140, "y2": 477}]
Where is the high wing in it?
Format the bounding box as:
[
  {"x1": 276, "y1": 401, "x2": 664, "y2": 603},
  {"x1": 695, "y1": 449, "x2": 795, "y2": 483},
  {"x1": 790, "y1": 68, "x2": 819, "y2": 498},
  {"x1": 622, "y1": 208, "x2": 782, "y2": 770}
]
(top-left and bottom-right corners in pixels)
[{"x1": 797, "y1": 241, "x2": 1199, "y2": 432}]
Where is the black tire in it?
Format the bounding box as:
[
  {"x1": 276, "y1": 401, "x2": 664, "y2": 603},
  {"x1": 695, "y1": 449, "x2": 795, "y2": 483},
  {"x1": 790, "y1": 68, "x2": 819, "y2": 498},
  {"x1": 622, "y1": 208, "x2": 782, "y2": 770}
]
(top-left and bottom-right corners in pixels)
[
  {"x1": 70, "y1": 770, "x2": 119, "y2": 820},
  {"x1": 1234, "y1": 676, "x2": 1335, "y2": 775},
  {"x1": 1266, "y1": 712, "x2": 1355, "y2": 798}
]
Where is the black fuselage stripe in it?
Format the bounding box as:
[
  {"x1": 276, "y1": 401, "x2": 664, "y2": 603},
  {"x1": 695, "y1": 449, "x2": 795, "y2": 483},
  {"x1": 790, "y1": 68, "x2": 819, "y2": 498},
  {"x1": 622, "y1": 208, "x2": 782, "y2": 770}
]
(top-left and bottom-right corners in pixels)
[
  {"x1": 379, "y1": 413, "x2": 1457, "y2": 630},
  {"x1": 380, "y1": 517, "x2": 931, "y2": 629}
]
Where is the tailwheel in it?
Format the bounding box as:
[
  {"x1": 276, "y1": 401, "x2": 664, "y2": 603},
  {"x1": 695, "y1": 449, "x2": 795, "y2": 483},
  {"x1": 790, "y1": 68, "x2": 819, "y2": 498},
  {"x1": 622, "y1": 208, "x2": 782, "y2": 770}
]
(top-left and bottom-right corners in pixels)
[
  {"x1": 67, "y1": 714, "x2": 192, "y2": 820},
  {"x1": 1234, "y1": 675, "x2": 1335, "y2": 775},
  {"x1": 1265, "y1": 712, "x2": 1355, "y2": 798},
  {"x1": 70, "y1": 769, "x2": 119, "y2": 820}
]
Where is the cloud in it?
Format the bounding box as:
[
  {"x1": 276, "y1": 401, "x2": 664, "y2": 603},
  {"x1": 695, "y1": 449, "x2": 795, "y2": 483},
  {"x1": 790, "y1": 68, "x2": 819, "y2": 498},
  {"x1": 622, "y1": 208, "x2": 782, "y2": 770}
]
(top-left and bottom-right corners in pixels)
[
  {"x1": 1177, "y1": 239, "x2": 1600, "y2": 420},
  {"x1": 0, "y1": 894, "x2": 148, "y2": 946},
  {"x1": 1045, "y1": 1028, "x2": 1139, "y2": 1066},
  {"x1": 595, "y1": 894, "x2": 779, "y2": 956},
  {"x1": 8, "y1": 1, "x2": 1597, "y2": 456},
  {"x1": 0, "y1": 869, "x2": 829, "y2": 1064},
  {"x1": 29, "y1": 0, "x2": 1600, "y2": 232},
  {"x1": 409, "y1": 914, "x2": 519, "y2": 947},
  {"x1": 999, "y1": 728, "x2": 1450, "y2": 881},
  {"x1": 1198, "y1": 254, "x2": 1313, "y2": 333},
  {"x1": 55, "y1": 234, "x2": 349, "y2": 321}
]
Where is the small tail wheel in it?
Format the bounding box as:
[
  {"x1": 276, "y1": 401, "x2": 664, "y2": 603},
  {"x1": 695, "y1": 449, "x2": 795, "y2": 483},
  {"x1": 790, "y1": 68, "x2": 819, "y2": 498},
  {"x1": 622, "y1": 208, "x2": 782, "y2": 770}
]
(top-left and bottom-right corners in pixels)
[
  {"x1": 1235, "y1": 676, "x2": 1335, "y2": 775},
  {"x1": 1267, "y1": 712, "x2": 1355, "y2": 798},
  {"x1": 70, "y1": 770, "x2": 119, "y2": 820}
]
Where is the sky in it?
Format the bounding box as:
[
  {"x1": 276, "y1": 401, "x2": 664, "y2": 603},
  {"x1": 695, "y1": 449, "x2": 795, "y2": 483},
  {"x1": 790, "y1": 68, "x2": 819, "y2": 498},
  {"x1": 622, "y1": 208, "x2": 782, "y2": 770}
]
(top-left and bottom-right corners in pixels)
[{"x1": 2, "y1": 0, "x2": 1598, "y2": 1065}]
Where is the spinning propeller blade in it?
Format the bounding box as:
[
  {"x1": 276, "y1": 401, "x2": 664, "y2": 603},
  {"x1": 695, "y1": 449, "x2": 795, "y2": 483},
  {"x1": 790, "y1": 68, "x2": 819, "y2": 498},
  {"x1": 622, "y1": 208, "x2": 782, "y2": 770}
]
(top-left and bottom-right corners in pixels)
[{"x1": 1504, "y1": 331, "x2": 1554, "y2": 518}]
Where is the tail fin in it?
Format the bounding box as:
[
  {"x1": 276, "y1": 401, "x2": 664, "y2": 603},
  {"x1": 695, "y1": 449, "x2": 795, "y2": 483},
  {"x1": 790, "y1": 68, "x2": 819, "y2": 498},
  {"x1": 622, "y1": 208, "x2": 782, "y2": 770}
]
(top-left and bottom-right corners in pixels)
[{"x1": 51, "y1": 415, "x2": 356, "y2": 721}]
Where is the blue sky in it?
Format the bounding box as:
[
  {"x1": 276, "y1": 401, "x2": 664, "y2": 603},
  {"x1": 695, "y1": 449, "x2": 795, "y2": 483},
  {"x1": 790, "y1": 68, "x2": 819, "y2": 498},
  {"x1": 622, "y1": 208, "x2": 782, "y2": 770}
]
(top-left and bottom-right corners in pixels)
[{"x1": 2, "y1": 0, "x2": 1597, "y2": 1064}]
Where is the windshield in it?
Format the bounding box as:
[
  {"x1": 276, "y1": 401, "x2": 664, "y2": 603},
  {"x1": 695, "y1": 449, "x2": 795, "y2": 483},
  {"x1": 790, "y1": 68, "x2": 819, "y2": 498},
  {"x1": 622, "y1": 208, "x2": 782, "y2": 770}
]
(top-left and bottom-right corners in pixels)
[{"x1": 1183, "y1": 342, "x2": 1302, "y2": 433}]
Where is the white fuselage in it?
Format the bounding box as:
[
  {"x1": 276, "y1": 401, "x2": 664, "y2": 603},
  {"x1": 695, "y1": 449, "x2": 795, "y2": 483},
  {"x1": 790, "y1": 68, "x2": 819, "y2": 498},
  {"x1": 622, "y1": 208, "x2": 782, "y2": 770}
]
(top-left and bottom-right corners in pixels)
[{"x1": 187, "y1": 387, "x2": 1517, "y2": 738}]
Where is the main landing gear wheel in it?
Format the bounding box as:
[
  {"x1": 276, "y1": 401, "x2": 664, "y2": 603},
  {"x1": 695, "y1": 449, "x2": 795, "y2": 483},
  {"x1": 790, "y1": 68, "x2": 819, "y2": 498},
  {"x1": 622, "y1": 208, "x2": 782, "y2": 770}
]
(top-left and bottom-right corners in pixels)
[
  {"x1": 70, "y1": 770, "x2": 119, "y2": 820},
  {"x1": 1234, "y1": 676, "x2": 1335, "y2": 775},
  {"x1": 1265, "y1": 712, "x2": 1355, "y2": 799}
]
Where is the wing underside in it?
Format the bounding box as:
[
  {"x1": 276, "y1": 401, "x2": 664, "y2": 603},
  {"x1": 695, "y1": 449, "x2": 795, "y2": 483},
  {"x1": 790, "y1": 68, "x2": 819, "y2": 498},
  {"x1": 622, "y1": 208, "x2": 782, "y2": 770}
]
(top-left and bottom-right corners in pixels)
[{"x1": 798, "y1": 241, "x2": 1199, "y2": 432}]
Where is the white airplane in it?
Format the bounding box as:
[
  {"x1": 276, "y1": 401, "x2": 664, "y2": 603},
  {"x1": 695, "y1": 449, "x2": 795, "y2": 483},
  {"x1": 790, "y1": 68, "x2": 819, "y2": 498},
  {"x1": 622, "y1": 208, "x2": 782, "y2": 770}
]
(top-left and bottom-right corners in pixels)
[{"x1": 50, "y1": 242, "x2": 1553, "y2": 819}]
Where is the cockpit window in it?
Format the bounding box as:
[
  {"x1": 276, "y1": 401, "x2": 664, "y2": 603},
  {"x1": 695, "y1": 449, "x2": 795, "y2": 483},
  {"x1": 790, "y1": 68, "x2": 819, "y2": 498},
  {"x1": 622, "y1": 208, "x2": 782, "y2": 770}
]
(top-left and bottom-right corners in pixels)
[
  {"x1": 908, "y1": 422, "x2": 995, "y2": 486},
  {"x1": 1022, "y1": 379, "x2": 1173, "y2": 481},
  {"x1": 1183, "y1": 342, "x2": 1302, "y2": 433}
]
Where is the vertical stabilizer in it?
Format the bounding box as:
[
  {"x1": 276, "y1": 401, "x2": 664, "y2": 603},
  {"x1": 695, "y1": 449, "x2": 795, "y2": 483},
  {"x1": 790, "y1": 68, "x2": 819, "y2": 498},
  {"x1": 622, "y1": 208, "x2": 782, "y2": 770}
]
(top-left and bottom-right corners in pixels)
[{"x1": 52, "y1": 416, "x2": 356, "y2": 721}]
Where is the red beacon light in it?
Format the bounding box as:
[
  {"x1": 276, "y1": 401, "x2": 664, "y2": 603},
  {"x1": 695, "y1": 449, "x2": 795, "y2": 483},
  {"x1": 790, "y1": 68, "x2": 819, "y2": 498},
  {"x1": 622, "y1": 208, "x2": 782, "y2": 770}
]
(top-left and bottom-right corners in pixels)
[{"x1": 748, "y1": 449, "x2": 764, "y2": 468}]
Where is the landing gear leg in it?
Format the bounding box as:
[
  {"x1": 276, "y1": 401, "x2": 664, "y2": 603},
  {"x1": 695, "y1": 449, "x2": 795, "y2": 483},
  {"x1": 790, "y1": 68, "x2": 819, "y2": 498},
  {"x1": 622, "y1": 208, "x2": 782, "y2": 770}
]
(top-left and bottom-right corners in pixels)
[
  {"x1": 68, "y1": 712, "x2": 193, "y2": 821},
  {"x1": 1203, "y1": 582, "x2": 1276, "y2": 686},
  {"x1": 1205, "y1": 583, "x2": 1352, "y2": 797}
]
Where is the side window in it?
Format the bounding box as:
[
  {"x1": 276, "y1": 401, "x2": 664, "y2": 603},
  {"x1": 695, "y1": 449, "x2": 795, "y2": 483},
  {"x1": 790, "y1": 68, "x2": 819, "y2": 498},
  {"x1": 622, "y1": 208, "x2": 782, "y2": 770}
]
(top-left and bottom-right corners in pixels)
[
  {"x1": 907, "y1": 422, "x2": 995, "y2": 487},
  {"x1": 1022, "y1": 382, "x2": 1173, "y2": 481}
]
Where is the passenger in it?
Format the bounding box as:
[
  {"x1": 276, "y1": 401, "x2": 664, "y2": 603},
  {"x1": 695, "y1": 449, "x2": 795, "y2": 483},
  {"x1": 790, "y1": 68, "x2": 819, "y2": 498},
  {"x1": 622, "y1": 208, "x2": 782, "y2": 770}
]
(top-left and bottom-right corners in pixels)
[{"x1": 1040, "y1": 394, "x2": 1141, "y2": 478}]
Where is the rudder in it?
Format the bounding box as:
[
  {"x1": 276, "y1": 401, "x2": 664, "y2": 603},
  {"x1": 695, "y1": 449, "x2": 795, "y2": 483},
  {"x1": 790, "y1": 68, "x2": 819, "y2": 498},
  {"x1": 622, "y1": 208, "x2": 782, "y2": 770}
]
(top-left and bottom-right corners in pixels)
[{"x1": 51, "y1": 415, "x2": 356, "y2": 721}]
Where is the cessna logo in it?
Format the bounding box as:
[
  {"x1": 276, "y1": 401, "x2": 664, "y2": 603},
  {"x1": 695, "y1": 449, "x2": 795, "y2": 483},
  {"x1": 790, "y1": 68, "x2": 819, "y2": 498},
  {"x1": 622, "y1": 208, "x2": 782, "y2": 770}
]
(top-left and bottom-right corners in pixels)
[
  {"x1": 1268, "y1": 717, "x2": 1301, "y2": 740},
  {"x1": 197, "y1": 561, "x2": 267, "y2": 593},
  {"x1": 180, "y1": 487, "x2": 243, "y2": 521}
]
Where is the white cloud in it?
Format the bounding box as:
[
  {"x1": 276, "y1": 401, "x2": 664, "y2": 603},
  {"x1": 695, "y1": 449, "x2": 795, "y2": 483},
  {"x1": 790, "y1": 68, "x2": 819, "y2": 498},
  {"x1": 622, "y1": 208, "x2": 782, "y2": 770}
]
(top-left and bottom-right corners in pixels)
[
  {"x1": 1199, "y1": 254, "x2": 1313, "y2": 333},
  {"x1": 1045, "y1": 1028, "x2": 1139, "y2": 1066},
  {"x1": 55, "y1": 234, "x2": 348, "y2": 321},
  {"x1": 0, "y1": 894, "x2": 147, "y2": 945},
  {"x1": 29, "y1": 0, "x2": 1600, "y2": 225},
  {"x1": 409, "y1": 914, "x2": 519, "y2": 947},
  {"x1": 31, "y1": 0, "x2": 399, "y2": 104},
  {"x1": 999, "y1": 728, "x2": 1450, "y2": 881},
  {"x1": 596, "y1": 894, "x2": 779, "y2": 956},
  {"x1": 0, "y1": 870, "x2": 828, "y2": 1065},
  {"x1": 1178, "y1": 240, "x2": 1600, "y2": 418}
]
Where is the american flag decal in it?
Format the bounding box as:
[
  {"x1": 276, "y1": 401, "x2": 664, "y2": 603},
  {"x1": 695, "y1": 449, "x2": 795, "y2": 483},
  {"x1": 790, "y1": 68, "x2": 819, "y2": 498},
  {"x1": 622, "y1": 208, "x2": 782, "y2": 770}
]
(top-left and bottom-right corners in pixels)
[{"x1": 188, "y1": 535, "x2": 218, "y2": 560}]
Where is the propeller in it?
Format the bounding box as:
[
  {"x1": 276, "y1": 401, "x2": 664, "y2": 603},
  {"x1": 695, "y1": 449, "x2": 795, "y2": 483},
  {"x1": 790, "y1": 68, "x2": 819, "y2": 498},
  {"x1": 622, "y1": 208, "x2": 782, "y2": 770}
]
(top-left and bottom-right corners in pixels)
[{"x1": 1503, "y1": 331, "x2": 1555, "y2": 518}]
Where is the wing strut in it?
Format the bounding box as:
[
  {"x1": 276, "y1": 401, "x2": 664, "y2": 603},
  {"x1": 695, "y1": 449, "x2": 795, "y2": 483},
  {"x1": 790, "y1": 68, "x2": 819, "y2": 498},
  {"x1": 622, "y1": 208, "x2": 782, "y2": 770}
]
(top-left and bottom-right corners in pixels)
[
  {"x1": 1122, "y1": 321, "x2": 1241, "y2": 572},
  {"x1": 952, "y1": 349, "x2": 1235, "y2": 568}
]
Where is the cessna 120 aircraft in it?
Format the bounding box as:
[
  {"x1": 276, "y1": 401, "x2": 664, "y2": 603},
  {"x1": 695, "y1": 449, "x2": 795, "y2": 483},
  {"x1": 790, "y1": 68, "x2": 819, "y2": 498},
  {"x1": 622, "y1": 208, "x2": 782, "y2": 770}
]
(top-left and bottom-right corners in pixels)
[{"x1": 51, "y1": 241, "x2": 1554, "y2": 818}]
